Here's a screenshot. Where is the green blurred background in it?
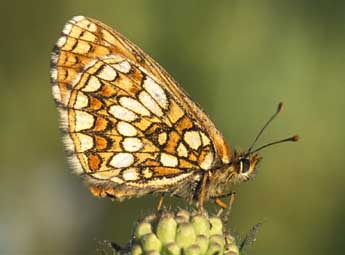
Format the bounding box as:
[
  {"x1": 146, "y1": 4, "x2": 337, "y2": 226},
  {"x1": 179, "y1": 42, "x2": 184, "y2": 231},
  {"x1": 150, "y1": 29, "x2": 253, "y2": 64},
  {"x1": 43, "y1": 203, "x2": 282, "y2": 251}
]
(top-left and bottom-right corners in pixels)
[{"x1": 1, "y1": 0, "x2": 344, "y2": 254}]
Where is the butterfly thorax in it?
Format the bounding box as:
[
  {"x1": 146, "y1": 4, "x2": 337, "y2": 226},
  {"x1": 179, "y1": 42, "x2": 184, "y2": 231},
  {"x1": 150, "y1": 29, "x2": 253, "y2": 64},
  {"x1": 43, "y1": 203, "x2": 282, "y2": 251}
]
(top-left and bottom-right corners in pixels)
[{"x1": 205, "y1": 152, "x2": 261, "y2": 199}]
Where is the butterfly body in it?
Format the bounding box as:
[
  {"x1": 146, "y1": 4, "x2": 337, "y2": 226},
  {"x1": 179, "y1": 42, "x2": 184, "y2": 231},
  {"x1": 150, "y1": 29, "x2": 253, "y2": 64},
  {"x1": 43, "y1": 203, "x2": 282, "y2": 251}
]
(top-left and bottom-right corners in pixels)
[{"x1": 51, "y1": 16, "x2": 261, "y2": 208}]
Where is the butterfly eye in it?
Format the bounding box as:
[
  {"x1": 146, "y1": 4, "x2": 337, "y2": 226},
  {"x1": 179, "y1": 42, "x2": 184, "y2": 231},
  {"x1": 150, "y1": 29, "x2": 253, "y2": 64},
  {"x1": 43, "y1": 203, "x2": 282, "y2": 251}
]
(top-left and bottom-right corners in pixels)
[{"x1": 240, "y1": 158, "x2": 251, "y2": 174}]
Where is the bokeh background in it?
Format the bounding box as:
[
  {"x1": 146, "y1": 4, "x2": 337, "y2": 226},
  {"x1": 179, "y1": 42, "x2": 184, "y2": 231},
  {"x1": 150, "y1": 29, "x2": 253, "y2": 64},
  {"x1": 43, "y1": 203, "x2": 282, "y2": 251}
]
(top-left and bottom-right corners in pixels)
[{"x1": 1, "y1": 1, "x2": 344, "y2": 254}]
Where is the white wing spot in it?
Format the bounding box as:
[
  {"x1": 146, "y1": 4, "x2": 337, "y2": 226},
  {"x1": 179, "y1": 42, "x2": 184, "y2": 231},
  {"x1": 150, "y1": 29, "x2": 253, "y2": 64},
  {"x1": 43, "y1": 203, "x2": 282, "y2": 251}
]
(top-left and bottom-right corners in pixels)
[
  {"x1": 117, "y1": 121, "x2": 137, "y2": 136},
  {"x1": 83, "y1": 59, "x2": 98, "y2": 70},
  {"x1": 200, "y1": 151, "x2": 214, "y2": 170},
  {"x1": 112, "y1": 61, "x2": 131, "y2": 73},
  {"x1": 158, "y1": 132, "x2": 167, "y2": 145},
  {"x1": 75, "y1": 110, "x2": 95, "y2": 131},
  {"x1": 110, "y1": 153, "x2": 134, "y2": 168},
  {"x1": 97, "y1": 65, "x2": 117, "y2": 81},
  {"x1": 74, "y1": 91, "x2": 89, "y2": 109},
  {"x1": 122, "y1": 168, "x2": 140, "y2": 181},
  {"x1": 111, "y1": 176, "x2": 124, "y2": 184},
  {"x1": 119, "y1": 97, "x2": 151, "y2": 116},
  {"x1": 184, "y1": 130, "x2": 202, "y2": 150},
  {"x1": 92, "y1": 169, "x2": 121, "y2": 180},
  {"x1": 200, "y1": 132, "x2": 211, "y2": 146},
  {"x1": 82, "y1": 76, "x2": 101, "y2": 92},
  {"x1": 142, "y1": 168, "x2": 153, "y2": 179},
  {"x1": 88, "y1": 23, "x2": 97, "y2": 32},
  {"x1": 138, "y1": 91, "x2": 163, "y2": 117},
  {"x1": 76, "y1": 133, "x2": 94, "y2": 152},
  {"x1": 177, "y1": 142, "x2": 188, "y2": 157},
  {"x1": 143, "y1": 77, "x2": 168, "y2": 109},
  {"x1": 160, "y1": 153, "x2": 178, "y2": 167},
  {"x1": 109, "y1": 105, "x2": 138, "y2": 122},
  {"x1": 122, "y1": 137, "x2": 143, "y2": 152}
]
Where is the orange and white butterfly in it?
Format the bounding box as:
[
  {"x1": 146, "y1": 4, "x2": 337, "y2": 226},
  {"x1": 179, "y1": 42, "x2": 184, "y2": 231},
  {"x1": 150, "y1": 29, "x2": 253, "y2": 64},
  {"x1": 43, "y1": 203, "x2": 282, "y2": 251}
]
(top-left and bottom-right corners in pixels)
[{"x1": 51, "y1": 16, "x2": 297, "y2": 209}]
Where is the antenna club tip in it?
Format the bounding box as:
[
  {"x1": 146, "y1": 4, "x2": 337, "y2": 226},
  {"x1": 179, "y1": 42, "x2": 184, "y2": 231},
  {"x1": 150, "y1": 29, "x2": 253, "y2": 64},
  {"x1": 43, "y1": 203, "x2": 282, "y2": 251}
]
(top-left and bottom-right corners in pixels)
[
  {"x1": 277, "y1": 102, "x2": 284, "y2": 113},
  {"x1": 291, "y1": 135, "x2": 300, "y2": 142}
]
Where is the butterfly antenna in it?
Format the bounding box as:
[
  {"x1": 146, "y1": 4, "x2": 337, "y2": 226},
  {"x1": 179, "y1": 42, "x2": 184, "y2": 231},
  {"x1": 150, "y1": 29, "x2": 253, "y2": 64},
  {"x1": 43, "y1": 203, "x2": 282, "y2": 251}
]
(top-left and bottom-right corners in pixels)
[
  {"x1": 247, "y1": 102, "x2": 284, "y2": 154},
  {"x1": 250, "y1": 135, "x2": 299, "y2": 154}
]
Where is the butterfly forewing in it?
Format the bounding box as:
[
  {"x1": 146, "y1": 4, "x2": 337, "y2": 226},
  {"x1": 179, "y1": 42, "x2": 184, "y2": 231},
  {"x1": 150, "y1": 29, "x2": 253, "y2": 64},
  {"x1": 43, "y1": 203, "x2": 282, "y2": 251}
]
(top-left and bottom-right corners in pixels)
[{"x1": 51, "y1": 16, "x2": 231, "y2": 200}]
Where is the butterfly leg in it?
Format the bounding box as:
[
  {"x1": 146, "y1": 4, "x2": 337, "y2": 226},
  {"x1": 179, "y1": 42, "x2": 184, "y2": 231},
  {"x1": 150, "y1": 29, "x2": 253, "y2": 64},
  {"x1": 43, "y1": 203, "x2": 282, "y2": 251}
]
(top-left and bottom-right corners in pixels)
[
  {"x1": 197, "y1": 173, "x2": 209, "y2": 212},
  {"x1": 157, "y1": 195, "x2": 165, "y2": 211},
  {"x1": 215, "y1": 198, "x2": 228, "y2": 209},
  {"x1": 213, "y1": 192, "x2": 236, "y2": 220}
]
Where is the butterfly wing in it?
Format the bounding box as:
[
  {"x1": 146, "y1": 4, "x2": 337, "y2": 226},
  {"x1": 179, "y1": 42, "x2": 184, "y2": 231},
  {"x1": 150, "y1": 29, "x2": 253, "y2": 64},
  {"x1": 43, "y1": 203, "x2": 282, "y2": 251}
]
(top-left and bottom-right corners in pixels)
[{"x1": 51, "y1": 16, "x2": 231, "y2": 200}]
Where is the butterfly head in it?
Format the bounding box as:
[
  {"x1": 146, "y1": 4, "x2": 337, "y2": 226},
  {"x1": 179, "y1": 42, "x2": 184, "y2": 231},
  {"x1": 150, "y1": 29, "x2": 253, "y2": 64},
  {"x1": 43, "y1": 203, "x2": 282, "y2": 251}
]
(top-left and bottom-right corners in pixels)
[
  {"x1": 207, "y1": 152, "x2": 261, "y2": 198},
  {"x1": 230, "y1": 151, "x2": 262, "y2": 182}
]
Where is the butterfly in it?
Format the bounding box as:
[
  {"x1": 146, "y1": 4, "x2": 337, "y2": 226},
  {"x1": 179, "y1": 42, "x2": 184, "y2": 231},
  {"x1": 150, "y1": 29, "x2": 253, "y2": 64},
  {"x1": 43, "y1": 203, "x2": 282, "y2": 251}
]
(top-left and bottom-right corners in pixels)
[{"x1": 51, "y1": 16, "x2": 298, "y2": 210}]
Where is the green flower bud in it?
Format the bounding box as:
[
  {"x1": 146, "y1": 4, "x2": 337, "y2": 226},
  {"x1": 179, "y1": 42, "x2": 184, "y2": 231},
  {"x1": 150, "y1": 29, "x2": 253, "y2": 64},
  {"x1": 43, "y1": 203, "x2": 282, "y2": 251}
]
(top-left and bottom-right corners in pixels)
[
  {"x1": 209, "y1": 234, "x2": 225, "y2": 248},
  {"x1": 175, "y1": 209, "x2": 190, "y2": 224},
  {"x1": 184, "y1": 244, "x2": 201, "y2": 255},
  {"x1": 209, "y1": 217, "x2": 223, "y2": 235},
  {"x1": 141, "y1": 233, "x2": 162, "y2": 252},
  {"x1": 195, "y1": 235, "x2": 208, "y2": 254},
  {"x1": 206, "y1": 242, "x2": 222, "y2": 255},
  {"x1": 210, "y1": 234, "x2": 225, "y2": 254},
  {"x1": 162, "y1": 242, "x2": 180, "y2": 255},
  {"x1": 146, "y1": 250, "x2": 161, "y2": 255},
  {"x1": 156, "y1": 215, "x2": 177, "y2": 245},
  {"x1": 131, "y1": 244, "x2": 143, "y2": 255},
  {"x1": 135, "y1": 222, "x2": 152, "y2": 240},
  {"x1": 191, "y1": 215, "x2": 210, "y2": 237},
  {"x1": 175, "y1": 223, "x2": 196, "y2": 249}
]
